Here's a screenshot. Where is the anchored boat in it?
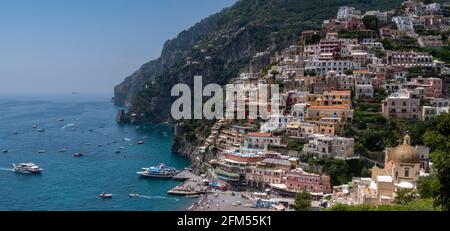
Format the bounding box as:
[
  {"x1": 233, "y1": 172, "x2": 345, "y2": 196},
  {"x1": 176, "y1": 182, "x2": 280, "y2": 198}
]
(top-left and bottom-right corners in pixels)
[
  {"x1": 99, "y1": 193, "x2": 113, "y2": 199},
  {"x1": 137, "y1": 163, "x2": 178, "y2": 179}
]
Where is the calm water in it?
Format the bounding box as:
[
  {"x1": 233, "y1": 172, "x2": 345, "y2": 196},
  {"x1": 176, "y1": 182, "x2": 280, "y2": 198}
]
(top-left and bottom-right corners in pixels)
[{"x1": 0, "y1": 94, "x2": 192, "y2": 211}]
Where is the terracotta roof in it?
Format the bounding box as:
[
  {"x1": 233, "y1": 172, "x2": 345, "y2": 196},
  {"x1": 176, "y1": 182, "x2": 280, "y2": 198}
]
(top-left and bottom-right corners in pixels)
[
  {"x1": 330, "y1": 90, "x2": 351, "y2": 94},
  {"x1": 246, "y1": 132, "x2": 272, "y2": 137},
  {"x1": 308, "y1": 106, "x2": 349, "y2": 110}
]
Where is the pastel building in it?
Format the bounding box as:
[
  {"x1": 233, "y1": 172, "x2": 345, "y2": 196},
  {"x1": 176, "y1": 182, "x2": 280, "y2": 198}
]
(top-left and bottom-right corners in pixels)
[
  {"x1": 286, "y1": 122, "x2": 316, "y2": 139},
  {"x1": 411, "y1": 77, "x2": 443, "y2": 98},
  {"x1": 418, "y1": 35, "x2": 443, "y2": 48},
  {"x1": 382, "y1": 89, "x2": 421, "y2": 120},
  {"x1": 246, "y1": 165, "x2": 285, "y2": 188},
  {"x1": 306, "y1": 105, "x2": 353, "y2": 122},
  {"x1": 285, "y1": 168, "x2": 332, "y2": 194}
]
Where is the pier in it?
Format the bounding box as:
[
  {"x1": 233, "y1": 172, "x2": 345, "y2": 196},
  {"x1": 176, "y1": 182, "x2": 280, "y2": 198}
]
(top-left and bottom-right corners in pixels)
[
  {"x1": 168, "y1": 177, "x2": 208, "y2": 196},
  {"x1": 172, "y1": 169, "x2": 197, "y2": 181}
]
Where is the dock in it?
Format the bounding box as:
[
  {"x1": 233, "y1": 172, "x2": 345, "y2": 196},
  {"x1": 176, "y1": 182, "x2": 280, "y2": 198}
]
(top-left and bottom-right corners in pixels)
[
  {"x1": 168, "y1": 176, "x2": 208, "y2": 196},
  {"x1": 172, "y1": 169, "x2": 197, "y2": 181}
]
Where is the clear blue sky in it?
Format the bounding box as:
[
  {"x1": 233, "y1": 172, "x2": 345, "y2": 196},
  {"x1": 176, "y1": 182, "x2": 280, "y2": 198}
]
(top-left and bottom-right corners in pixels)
[{"x1": 0, "y1": 0, "x2": 236, "y2": 94}]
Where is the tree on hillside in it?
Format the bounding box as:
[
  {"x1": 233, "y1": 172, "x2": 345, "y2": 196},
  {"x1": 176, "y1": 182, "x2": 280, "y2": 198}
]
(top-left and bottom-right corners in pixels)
[
  {"x1": 363, "y1": 15, "x2": 379, "y2": 30},
  {"x1": 417, "y1": 176, "x2": 440, "y2": 199},
  {"x1": 394, "y1": 189, "x2": 419, "y2": 205},
  {"x1": 423, "y1": 113, "x2": 450, "y2": 210},
  {"x1": 294, "y1": 191, "x2": 312, "y2": 211}
]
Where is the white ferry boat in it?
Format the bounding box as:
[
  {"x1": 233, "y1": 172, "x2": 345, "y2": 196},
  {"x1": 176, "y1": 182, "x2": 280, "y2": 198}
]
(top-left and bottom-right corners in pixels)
[{"x1": 13, "y1": 163, "x2": 43, "y2": 174}]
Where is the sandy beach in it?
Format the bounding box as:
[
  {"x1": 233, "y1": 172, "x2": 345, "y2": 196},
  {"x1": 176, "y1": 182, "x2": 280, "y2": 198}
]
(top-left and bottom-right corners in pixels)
[{"x1": 189, "y1": 191, "x2": 270, "y2": 211}]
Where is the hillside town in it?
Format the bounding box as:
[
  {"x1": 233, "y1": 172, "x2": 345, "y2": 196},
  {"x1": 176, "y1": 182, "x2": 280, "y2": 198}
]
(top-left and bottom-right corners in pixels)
[{"x1": 178, "y1": 0, "x2": 450, "y2": 211}]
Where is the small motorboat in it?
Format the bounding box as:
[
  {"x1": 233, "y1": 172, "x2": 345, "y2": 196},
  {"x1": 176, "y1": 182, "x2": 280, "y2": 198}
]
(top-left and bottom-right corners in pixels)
[
  {"x1": 58, "y1": 148, "x2": 67, "y2": 153},
  {"x1": 100, "y1": 193, "x2": 113, "y2": 199},
  {"x1": 137, "y1": 140, "x2": 144, "y2": 145},
  {"x1": 115, "y1": 150, "x2": 121, "y2": 154},
  {"x1": 58, "y1": 118, "x2": 65, "y2": 122},
  {"x1": 12, "y1": 131, "x2": 18, "y2": 135},
  {"x1": 129, "y1": 193, "x2": 140, "y2": 198},
  {"x1": 37, "y1": 150, "x2": 46, "y2": 154},
  {"x1": 32, "y1": 125, "x2": 37, "y2": 129},
  {"x1": 74, "y1": 152, "x2": 84, "y2": 157},
  {"x1": 2, "y1": 149, "x2": 9, "y2": 153},
  {"x1": 37, "y1": 128, "x2": 45, "y2": 133}
]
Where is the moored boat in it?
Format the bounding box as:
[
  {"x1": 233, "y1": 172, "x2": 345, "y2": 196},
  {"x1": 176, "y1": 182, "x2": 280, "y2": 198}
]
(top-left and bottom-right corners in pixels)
[
  {"x1": 74, "y1": 152, "x2": 84, "y2": 157},
  {"x1": 137, "y1": 163, "x2": 178, "y2": 179},
  {"x1": 99, "y1": 193, "x2": 113, "y2": 199}
]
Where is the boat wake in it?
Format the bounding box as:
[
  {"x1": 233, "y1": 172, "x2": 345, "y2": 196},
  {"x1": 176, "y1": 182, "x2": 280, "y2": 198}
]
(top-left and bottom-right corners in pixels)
[
  {"x1": 61, "y1": 123, "x2": 77, "y2": 130},
  {"x1": 131, "y1": 194, "x2": 180, "y2": 202},
  {"x1": 0, "y1": 167, "x2": 14, "y2": 172}
]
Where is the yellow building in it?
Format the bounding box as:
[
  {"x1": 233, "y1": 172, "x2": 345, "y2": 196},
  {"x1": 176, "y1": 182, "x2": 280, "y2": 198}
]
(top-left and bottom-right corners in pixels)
[
  {"x1": 306, "y1": 105, "x2": 353, "y2": 121},
  {"x1": 307, "y1": 91, "x2": 352, "y2": 108}
]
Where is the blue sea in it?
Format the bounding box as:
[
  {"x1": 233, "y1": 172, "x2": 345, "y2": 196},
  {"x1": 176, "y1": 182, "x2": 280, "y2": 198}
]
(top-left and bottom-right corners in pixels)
[{"x1": 0, "y1": 93, "x2": 192, "y2": 211}]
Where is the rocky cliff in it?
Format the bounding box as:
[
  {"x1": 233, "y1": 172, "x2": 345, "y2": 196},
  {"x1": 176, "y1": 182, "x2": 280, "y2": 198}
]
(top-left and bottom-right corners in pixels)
[{"x1": 114, "y1": 13, "x2": 223, "y2": 106}]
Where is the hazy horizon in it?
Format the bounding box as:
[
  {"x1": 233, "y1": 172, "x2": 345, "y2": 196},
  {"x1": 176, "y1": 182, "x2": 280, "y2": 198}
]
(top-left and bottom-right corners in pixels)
[{"x1": 0, "y1": 0, "x2": 237, "y2": 95}]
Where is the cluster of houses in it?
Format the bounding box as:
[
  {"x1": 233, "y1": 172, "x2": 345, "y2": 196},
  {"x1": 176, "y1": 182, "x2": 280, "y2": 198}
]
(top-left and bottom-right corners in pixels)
[{"x1": 191, "y1": 0, "x2": 448, "y2": 206}]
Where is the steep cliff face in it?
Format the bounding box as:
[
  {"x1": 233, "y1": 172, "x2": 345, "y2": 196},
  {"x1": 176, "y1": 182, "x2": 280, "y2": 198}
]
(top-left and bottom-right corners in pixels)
[{"x1": 113, "y1": 13, "x2": 223, "y2": 106}]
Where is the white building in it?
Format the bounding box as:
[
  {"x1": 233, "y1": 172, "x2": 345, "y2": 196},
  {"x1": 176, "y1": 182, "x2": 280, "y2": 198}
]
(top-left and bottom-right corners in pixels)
[
  {"x1": 386, "y1": 51, "x2": 434, "y2": 68},
  {"x1": 291, "y1": 103, "x2": 308, "y2": 122},
  {"x1": 305, "y1": 58, "x2": 353, "y2": 77},
  {"x1": 260, "y1": 114, "x2": 290, "y2": 133},
  {"x1": 244, "y1": 132, "x2": 283, "y2": 150},
  {"x1": 421, "y1": 106, "x2": 450, "y2": 121},
  {"x1": 337, "y1": 6, "x2": 361, "y2": 21},
  {"x1": 364, "y1": 10, "x2": 390, "y2": 23},
  {"x1": 303, "y1": 135, "x2": 355, "y2": 159},
  {"x1": 392, "y1": 16, "x2": 415, "y2": 35},
  {"x1": 355, "y1": 85, "x2": 374, "y2": 100}
]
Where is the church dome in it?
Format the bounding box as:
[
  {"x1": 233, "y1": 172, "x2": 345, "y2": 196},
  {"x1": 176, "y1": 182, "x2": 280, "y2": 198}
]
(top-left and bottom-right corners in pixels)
[{"x1": 392, "y1": 135, "x2": 420, "y2": 164}]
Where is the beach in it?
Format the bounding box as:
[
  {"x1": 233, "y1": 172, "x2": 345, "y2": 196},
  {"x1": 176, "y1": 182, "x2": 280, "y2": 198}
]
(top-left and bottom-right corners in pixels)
[{"x1": 189, "y1": 191, "x2": 271, "y2": 211}]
